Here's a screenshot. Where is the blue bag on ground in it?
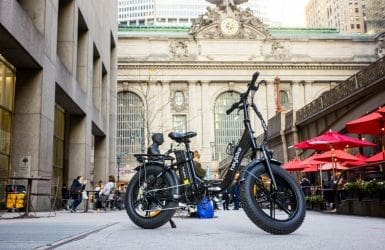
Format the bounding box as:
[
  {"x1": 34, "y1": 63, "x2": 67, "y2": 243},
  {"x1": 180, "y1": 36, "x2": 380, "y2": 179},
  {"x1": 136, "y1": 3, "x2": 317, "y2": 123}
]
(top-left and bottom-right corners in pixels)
[{"x1": 196, "y1": 197, "x2": 214, "y2": 218}]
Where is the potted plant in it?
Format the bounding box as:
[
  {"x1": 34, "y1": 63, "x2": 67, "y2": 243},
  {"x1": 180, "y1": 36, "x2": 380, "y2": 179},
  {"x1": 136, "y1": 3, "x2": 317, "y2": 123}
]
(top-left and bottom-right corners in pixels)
[{"x1": 307, "y1": 195, "x2": 325, "y2": 210}]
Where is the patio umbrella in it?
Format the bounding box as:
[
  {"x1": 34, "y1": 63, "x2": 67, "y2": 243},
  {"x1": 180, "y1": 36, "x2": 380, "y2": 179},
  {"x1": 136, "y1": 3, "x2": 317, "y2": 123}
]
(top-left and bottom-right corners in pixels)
[
  {"x1": 346, "y1": 106, "x2": 385, "y2": 156},
  {"x1": 312, "y1": 149, "x2": 361, "y2": 162},
  {"x1": 299, "y1": 154, "x2": 326, "y2": 186},
  {"x1": 320, "y1": 162, "x2": 348, "y2": 171},
  {"x1": 282, "y1": 158, "x2": 305, "y2": 172},
  {"x1": 295, "y1": 130, "x2": 376, "y2": 151},
  {"x1": 313, "y1": 149, "x2": 362, "y2": 180},
  {"x1": 346, "y1": 111, "x2": 384, "y2": 135},
  {"x1": 342, "y1": 153, "x2": 367, "y2": 168},
  {"x1": 365, "y1": 150, "x2": 385, "y2": 163}
]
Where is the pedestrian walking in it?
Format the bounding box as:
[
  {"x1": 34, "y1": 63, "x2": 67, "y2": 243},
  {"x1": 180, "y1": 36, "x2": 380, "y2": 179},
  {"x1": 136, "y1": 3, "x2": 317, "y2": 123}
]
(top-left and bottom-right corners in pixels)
[{"x1": 69, "y1": 176, "x2": 86, "y2": 212}]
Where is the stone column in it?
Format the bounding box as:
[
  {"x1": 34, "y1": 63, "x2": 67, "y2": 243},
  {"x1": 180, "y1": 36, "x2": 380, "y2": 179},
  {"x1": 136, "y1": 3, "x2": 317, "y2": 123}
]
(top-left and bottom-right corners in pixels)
[
  {"x1": 304, "y1": 81, "x2": 313, "y2": 105},
  {"x1": 266, "y1": 80, "x2": 276, "y2": 119},
  {"x1": 201, "y1": 81, "x2": 211, "y2": 163},
  {"x1": 291, "y1": 81, "x2": 305, "y2": 110},
  {"x1": 188, "y1": 81, "x2": 202, "y2": 150},
  {"x1": 68, "y1": 115, "x2": 90, "y2": 184},
  {"x1": 93, "y1": 136, "x2": 107, "y2": 185},
  {"x1": 161, "y1": 81, "x2": 172, "y2": 152}
]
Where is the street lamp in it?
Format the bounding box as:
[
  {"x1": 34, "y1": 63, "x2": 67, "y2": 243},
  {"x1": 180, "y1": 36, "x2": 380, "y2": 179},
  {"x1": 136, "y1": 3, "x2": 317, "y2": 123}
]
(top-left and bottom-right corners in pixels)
[{"x1": 116, "y1": 154, "x2": 121, "y2": 183}]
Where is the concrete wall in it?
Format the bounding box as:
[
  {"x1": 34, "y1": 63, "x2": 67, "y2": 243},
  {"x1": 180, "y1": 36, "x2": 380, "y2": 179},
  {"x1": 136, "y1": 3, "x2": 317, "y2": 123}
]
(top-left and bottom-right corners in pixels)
[{"x1": 0, "y1": 0, "x2": 117, "y2": 209}]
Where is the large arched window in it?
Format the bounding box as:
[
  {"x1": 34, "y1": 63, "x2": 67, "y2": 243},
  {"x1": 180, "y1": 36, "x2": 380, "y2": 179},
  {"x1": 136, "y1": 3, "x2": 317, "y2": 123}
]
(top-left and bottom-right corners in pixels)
[
  {"x1": 117, "y1": 91, "x2": 145, "y2": 162},
  {"x1": 214, "y1": 91, "x2": 243, "y2": 161}
]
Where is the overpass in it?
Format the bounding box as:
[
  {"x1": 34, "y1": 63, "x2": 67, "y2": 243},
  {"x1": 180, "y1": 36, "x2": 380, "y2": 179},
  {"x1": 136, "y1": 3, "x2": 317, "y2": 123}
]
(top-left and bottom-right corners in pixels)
[{"x1": 276, "y1": 57, "x2": 385, "y2": 161}]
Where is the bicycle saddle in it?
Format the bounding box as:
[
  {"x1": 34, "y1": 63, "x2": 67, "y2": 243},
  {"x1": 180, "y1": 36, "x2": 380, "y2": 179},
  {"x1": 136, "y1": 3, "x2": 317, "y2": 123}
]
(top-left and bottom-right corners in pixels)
[{"x1": 168, "y1": 131, "x2": 197, "y2": 143}]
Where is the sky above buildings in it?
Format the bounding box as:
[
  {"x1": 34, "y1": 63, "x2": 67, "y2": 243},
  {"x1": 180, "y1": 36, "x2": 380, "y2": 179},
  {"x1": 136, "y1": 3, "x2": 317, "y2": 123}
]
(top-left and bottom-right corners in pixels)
[{"x1": 267, "y1": 0, "x2": 309, "y2": 27}]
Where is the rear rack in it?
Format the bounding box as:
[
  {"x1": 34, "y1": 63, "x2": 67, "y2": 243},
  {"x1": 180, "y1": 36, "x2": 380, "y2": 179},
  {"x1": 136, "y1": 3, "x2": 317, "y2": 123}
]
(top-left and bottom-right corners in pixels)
[{"x1": 134, "y1": 154, "x2": 175, "y2": 163}]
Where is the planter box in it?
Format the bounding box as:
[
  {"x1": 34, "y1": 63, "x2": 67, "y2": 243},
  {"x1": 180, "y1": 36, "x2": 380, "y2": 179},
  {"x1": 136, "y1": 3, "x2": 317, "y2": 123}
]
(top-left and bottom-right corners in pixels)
[{"x1": 337, "y1": 199, "x2": 385, "y2": 217}]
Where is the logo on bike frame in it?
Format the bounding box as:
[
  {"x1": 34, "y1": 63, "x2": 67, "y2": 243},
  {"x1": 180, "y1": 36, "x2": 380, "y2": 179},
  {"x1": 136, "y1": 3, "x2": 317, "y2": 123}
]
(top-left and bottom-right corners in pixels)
[{"x1": 229, "y1": 147, "x2": 242, "y2": 171}]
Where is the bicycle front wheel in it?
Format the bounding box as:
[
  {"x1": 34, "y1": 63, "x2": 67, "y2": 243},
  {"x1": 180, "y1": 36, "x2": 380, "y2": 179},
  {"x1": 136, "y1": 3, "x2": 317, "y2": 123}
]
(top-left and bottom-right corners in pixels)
[{"x1": 240, "y1": 162, "x2": 306, "y2": 234}]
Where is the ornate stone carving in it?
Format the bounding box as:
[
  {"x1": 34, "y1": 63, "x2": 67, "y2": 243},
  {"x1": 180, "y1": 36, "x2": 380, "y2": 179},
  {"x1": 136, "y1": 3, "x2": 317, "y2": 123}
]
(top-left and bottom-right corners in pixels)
[
  {"x1": 169, "y1": 41, "x2": 189, "y2": 59},
  {"x1": 270, "y1": 41, "x2": 292, "y2": 60},
  {"x1": 170, "y1": 84, "x2": 189, "y2": 112},
  {"x1": 189, "y1": 0, "x2": 270, "y2": 40}
]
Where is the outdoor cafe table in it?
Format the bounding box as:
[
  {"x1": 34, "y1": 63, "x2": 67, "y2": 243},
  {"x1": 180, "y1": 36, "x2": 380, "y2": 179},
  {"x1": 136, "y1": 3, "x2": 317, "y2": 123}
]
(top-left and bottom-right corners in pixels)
[{"x1": 8, "y1": 176, "x2": 51, "y2": 218}]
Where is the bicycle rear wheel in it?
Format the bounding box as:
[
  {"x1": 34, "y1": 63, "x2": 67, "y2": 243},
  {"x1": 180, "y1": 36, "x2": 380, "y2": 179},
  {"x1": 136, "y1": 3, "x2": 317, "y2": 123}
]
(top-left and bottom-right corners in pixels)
[
  {"x1": 125, "y1": 165, "x2": 178, "y2": 229},
  {"x1": 240, "y1": 162, "x2": 306, "y2": 234}
]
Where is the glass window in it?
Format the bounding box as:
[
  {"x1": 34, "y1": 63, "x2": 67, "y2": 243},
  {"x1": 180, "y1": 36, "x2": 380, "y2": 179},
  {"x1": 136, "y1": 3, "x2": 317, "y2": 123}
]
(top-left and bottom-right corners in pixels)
[
  {"x1": 53, "y1": 105, "x2": 65, "y2": 193},
  {"x1": 0, "y1": 55, "x2": 15, "y2": 203},
  {"x1": 174, "y1": 91, "x2": 184, "y2": 106},
  {"x1": 0, "y1": 109, "x2": 11, "y2": 155},
  {"x1": 173, "y1": 115, "x2": 186, "y2": 133},
  {"x1": 214, "y1": 92, "x2": 243, "y2": 161},
  {"x1": 280, "y1": 90, "x2": 289, "y2": 106},
  {"x1": 117, "y1": 91, "x2": 145, "y2": 161}
]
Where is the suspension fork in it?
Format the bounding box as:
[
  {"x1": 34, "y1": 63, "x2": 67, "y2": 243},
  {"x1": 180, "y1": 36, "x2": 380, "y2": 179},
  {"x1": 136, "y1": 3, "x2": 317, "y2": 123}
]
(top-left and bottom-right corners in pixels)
[{"x1": 261, "y1": 146, "x2": 278, "y2": 191}]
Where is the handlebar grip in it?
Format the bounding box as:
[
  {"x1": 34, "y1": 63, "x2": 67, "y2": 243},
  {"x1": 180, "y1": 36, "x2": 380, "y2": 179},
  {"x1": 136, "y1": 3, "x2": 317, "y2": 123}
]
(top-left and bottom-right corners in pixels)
[
  {"x1": 226, "y1": 102, "x2": 238, "y2": 115},
  {"x1": 250, "y1": 71, "x2": 260, "y2": 87}
]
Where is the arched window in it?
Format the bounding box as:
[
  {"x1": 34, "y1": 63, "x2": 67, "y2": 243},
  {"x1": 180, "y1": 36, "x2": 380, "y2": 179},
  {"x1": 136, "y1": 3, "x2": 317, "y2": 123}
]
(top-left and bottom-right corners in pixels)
[
  {"x1": 280, "y1": 90, "x2": 289, "y2": 106},
  {"x1": 214, "y1": 91, "x2": 243, "y2": 162},
  {"x1": 117, "y1": 91, "x2": 145, "y2": 162}
]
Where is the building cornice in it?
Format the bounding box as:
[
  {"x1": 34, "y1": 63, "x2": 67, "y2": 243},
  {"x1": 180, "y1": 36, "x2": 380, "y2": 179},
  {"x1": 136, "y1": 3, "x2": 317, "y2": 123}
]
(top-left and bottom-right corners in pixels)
[{"x1": 118, "y1": 61, "x2": 370, "y2": 71}]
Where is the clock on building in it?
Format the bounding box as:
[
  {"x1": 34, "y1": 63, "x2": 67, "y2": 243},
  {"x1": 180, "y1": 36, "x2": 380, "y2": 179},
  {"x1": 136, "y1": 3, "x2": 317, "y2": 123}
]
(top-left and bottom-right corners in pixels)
[{"x1": 220, "y1": 17, "x2": 239, "y2": 36}]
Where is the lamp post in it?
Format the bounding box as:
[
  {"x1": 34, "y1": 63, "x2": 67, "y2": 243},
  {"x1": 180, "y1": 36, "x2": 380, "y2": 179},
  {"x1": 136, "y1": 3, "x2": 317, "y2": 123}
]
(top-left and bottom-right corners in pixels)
[{"x1": 116, "y1": 154, "x2": 121, "y2": 184}]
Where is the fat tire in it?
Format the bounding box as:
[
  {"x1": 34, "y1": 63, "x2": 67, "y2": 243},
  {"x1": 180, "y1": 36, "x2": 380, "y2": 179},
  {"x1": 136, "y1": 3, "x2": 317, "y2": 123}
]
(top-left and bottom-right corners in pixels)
[
  {"x1": 125, "y1": 165, "x2": 178, "y2": 229},
  {"x1": 240, "y1": 163, "x2": 306, "y2": 234}
]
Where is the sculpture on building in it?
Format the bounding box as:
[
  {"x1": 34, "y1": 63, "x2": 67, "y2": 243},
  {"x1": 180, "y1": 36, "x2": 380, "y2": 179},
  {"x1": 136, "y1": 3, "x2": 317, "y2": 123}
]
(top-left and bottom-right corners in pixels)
[
  {"x1": 189, "y1": 0, "x2": 270, "y2": 40},
  {"x1": 169, "y1": 41, "x2": 189, "y2": 59}
]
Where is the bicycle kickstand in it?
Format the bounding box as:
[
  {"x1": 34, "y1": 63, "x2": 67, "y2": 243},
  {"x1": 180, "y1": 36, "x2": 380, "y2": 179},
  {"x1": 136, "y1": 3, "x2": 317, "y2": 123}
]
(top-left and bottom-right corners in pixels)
[{"x1": 169, "y1": 219, "x2": 176, "y2": 228}]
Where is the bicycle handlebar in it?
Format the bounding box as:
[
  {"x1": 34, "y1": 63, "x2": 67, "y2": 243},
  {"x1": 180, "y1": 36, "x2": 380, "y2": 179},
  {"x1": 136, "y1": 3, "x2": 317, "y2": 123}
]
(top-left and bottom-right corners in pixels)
[{"x1": 225, "y1": 71, "x2": 260, "y2": 115}]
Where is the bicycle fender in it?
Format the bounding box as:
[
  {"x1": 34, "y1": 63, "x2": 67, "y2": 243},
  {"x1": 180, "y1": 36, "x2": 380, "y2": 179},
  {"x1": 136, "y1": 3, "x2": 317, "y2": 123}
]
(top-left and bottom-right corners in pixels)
[
  {"x1": 239, "y1": 158, "x2": 282, "y2": 182},
  {"x1": 133, "y1": 163, "x2": 181, "y2": 199}
]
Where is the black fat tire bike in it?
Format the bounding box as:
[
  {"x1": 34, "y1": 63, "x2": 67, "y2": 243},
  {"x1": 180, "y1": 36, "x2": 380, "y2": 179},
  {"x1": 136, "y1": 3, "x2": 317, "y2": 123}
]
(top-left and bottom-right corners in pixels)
[{"x1": 125, "y1": 72, "x2": 306, "y2": 234}]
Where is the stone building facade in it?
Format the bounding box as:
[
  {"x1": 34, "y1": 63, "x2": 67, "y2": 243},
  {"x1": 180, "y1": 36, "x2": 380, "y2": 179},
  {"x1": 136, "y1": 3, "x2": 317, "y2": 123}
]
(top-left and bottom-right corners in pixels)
[
  {"x1": 117, "y1": 1, "x2": 381, "y2": 178},
  {"x1": 0, "y1": 0, "x2": 117, "y2": 209}
]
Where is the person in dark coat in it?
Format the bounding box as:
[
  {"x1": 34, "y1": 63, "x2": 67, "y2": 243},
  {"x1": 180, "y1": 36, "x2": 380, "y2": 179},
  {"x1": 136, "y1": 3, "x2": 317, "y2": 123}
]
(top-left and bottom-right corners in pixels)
[
  {"x1": 231, "y1": 181, "x2": 240, "y2": 210},
  {"x1": 222, "y1": 188, "x2": 230, "y2": 210},
  {"x1": 69, "y1": 176, "x2": 86, "y2": 212},
  {"x1": 61, "y1": 184, "x2": 70, "y2": 209}
]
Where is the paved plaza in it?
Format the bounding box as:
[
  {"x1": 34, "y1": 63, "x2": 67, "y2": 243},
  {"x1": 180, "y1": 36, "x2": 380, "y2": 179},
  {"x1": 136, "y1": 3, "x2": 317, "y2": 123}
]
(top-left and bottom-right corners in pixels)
[{"x1": 0, "y1": 208, "x2": 384, "y2": 250}]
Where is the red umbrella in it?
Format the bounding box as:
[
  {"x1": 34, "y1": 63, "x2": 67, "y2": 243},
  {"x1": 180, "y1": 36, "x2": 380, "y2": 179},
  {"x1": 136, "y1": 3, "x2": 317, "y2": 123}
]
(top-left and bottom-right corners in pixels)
[
  {"x1": 295, "y1": 131, "x2": 376, "y2": 151},
  {"x1": 378, "y1": 106, "x2": 385, "y2": 115},
  {"x1": 365, "y1": 151, "x2": 385, "y2": 163},
  {"x1": 346, "y1": 106, "x2": 385, "y2": 154},
  {"x1": 320, "y1": 162, "x2": 348, "y2": 171},
  {"x1": 302, "y1": 165, "x2": 318, "y2": 173},
  {"x1": 299, "y1": 154, "x2": 325, "y2": 166},
  {"x1": 282, "y1": 158, "x2": 305, "y2": 171},
  {"x1": 302, "y1": 162, "x2": 347, "y2": 172},
  {"x1": 312, "y1": 149, "x2": 361, "y2": 162},
  {"x1": 346, "y1": 112, "x2": 384, "y2": 135},
  {"x1": 342, "y1": 153, "x2": 367, "y2": 167}
]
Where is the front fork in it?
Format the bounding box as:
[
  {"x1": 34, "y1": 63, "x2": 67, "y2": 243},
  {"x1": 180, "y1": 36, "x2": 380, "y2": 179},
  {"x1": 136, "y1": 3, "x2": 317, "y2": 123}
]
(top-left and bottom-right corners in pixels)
[{"x1": 261, "y1": 146, "x2": 278, "y2": 191}]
